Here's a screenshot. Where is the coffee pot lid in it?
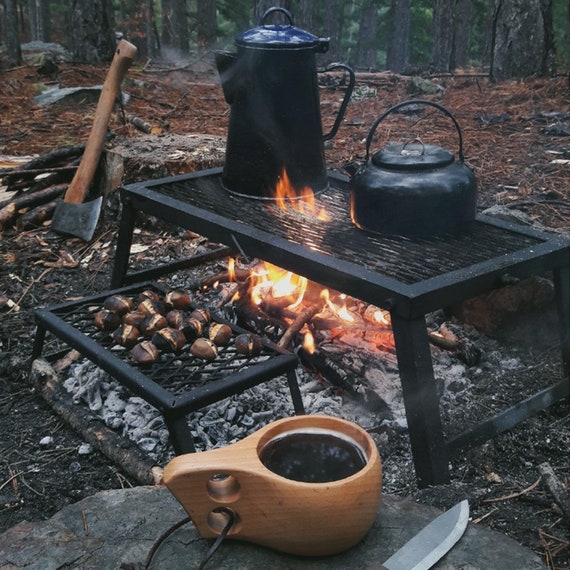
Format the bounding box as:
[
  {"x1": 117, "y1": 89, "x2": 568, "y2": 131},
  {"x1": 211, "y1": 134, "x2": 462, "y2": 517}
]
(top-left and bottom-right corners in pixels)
[{"x1": 235, "y1": 7, "x2": 328, "y2": 50}]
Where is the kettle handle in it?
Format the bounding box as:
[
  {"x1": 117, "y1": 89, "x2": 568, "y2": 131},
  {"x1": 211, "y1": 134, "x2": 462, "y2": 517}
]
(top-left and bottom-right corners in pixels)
[
  {"x1": 260, "y1": 7, "x2": 295, "y2": 26},
  {"x1": 365, "y1": 99, "x2": 465, "y2": 162},
  {"x1": 321, "y1": 63, "x2": 356, "y2": 141}
]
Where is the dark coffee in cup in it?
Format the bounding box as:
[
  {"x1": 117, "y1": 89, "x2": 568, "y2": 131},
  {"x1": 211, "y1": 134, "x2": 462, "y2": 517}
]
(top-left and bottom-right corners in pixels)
[{"x1": 259, "y1": 428, "x2": 367, "y2": 483}]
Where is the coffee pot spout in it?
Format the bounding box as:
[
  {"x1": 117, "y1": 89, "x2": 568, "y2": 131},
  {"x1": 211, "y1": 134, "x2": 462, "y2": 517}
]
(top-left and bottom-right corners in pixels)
[{"x1": 214, "y1": 50, "x2": 238, "y2": 104}]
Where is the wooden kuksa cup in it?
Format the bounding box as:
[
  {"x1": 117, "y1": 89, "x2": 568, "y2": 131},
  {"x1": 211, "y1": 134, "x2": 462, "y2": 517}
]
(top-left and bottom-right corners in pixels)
[{"x1": 163, "y1": 415, "x2": 382, "y2": 556}]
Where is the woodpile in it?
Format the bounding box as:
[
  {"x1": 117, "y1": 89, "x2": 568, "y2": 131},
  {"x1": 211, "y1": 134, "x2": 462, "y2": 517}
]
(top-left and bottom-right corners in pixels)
[
  {"x1": 0, "y1": 133, "x2": 226, "y2": 236},
  {"x1": 0, "y1": 145, "x2": 84, "y2": 233}
]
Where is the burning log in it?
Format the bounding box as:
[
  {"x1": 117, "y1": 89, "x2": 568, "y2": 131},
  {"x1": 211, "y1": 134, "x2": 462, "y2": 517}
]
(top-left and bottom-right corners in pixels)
[
  {"x1": 297, "y1": 346, "x2": 358, "y2": 396},
  {"x1": 278, "y1": 302, "x2": 324, "y2": 350}
]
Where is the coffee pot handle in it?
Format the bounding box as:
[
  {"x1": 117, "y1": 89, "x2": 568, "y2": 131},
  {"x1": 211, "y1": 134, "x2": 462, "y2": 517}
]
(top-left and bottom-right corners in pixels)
[
  {"x1": 364, "y1": 99, "x2": 465, "y2": 162},
  {"x1": 259, "y1": 7, "x2": 295, "y2": 26},
  {"x1": 321, "y1": 63, "x2": 356, "y2": 141}
]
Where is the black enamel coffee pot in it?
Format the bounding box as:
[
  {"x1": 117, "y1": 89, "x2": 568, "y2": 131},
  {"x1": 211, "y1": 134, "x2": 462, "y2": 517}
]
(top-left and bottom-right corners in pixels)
[{"x1": 216, "y1": 7, "x2": 355, "y2": 198}]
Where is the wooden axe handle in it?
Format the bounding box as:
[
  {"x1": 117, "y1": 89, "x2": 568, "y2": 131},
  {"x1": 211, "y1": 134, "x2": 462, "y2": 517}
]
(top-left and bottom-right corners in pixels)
[{"x1": 63, "y1": 39, "x2": 137, "y2": 204}]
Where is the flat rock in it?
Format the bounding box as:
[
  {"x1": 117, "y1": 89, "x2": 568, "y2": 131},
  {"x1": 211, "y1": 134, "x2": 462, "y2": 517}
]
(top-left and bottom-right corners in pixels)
[
  {"x1": 0, "y1": 486, "x2": 545, "y2": 569},
  {"x1": 33, "y1": 85, "x2": 131, "y2": 106}
]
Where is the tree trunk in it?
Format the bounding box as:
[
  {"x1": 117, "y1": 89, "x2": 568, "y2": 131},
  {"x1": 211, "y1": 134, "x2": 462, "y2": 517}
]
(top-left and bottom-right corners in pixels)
[
  {"x1": 253, "y1": 0, "x2": 292, "y2": 24},
  {"x1": 161, "y1": 0, "x2": 174, "y2": 51},
  {"x1": 431, "y1": 0, "x2": 455, "y2": 72},
  {"x1": 70, "y1": 0, "x2": 116, "y2": 63},
  {"x1": 355, "y1": 0, "x2": 378, "y2": 70},
  {"x1": 197, "y1": 0, "x2": 217, "y2": 53},
  {"x1": 297, "y1": 0, "x2": 319, "y2": 32},
  {"x1": 490, "y1": 0, "x2": 554, "y2": 80},
  {"x1": 173, "y1": 0, "x2": 189, "y2": 54},
  {"x1": 27, "y1": 0, "x2": 50, "y2": 41},
  {"x1": 452, "y1": 0, "x2": 471, "y2": 69},
  {"x1": 4, "y1": 0, "x2": 22, "y2": 66},
  {"x1": 322, "y1": 0, "x2": 343, "y2": 65},
  {"x1": 386, "y1": 0, "x2": 410, "y2": 73}
]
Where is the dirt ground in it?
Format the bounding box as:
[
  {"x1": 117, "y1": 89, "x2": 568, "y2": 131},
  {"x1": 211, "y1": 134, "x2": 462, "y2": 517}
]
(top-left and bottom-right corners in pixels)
[{"x1": 1, "y1": 52, "x2": 570, "y2": 568}]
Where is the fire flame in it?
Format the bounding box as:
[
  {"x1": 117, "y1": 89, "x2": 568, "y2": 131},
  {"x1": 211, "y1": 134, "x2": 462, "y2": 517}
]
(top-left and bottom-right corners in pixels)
[
  {"x1": 250, "y1": 262, "x2": 308, "y2": 310},
  {"x1": 303, "y1": 330, "x2": 316, "y2": 354},
  {"x1": 321, "y1": 290, "x2": 356, "y2": 323},
  {"x1": 227, "y1": 257, "x2": 236, "y2": 282},
  {"x1": 274, "y1": 167, "x2": 329, "y2": 221}
]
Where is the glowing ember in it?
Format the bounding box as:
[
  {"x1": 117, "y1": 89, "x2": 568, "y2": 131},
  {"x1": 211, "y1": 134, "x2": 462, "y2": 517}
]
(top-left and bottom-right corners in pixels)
[{"x1": 274, "y1": 167, "x2": 329, "y2": 221}]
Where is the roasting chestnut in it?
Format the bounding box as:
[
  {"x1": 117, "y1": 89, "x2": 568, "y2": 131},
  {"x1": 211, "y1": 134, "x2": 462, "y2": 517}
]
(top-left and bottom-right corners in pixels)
[
  {"x1": 208, "y1": 323, "x2": 232, "y2": 346},
  {"x1": 138, "y1": 298, "x2": 167, "y2": 316},
  {"x1": 166, "y1": 309, "x2": 186, "y2": 329},
  {"x1": 112, "y1": 324, "x2": 140, "y2": 348},
  {"x1": 94, "y1": 309, "x2": 122, "y2": 332},
  {"x1": 152, "y1": 327, "x2": 186, "y2": 353},
  {"x1": 136, "y1": 289, "x2": 160, "y2": 304},
  {"x1": 190, "y1": 337, "x2": 218, "y2": 360},
  {"x1": 139, "y1": 313, "x2": 168, "y2": 337},
  {"x1": 180, "y1": 317, "x2": 203, "y2": 342},
  {"x1": 234, "y1": 333, "x2": 262, "y2": 357},
  {"x1": 189, "y1": 308, "x2": 210, "y2": 325},
  {"x1": 131, "y1": 340, "x2": 159, "y2": 365},
  {"x1": 122, "y1": 310, "x2": 146, "y2": 327},
  {"x1": 103, "y1": 294, "x2": 133, "y2": 316},
  {"x1": 165, "y1": 289, "x2": 192, "y2": 310}
]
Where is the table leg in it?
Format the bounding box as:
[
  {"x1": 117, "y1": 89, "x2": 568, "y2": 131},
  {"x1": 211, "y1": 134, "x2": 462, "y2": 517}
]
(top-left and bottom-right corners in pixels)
[
  {"x1": 110, "y1": 195, "x2": 137, "y2": 288},
  {"x1": 390, "y1": 312, "x2": 450, "y2": 487},
  {"x1": 553, "y1": 264, "x2": 570, "y2": 379},
  {"x1": 164, "y1": 413, "x2": 197, "y2": 455}
]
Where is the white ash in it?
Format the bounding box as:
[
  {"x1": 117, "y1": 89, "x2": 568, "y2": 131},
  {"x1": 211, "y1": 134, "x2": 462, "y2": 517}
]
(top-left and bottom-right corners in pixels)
[{"x1": 62, "y1": 360, "x2": 363, "y2": 465}]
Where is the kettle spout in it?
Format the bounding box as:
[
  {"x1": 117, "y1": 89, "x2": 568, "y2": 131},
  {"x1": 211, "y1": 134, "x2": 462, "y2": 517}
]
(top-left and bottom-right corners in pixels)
[{"x1": 215, "y1": 50, "x2": 238, "y2": 105}]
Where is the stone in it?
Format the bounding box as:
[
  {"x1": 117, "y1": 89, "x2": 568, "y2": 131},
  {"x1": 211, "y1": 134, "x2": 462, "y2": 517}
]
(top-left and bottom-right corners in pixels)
[{"x1": 0, "y1": 486, "x2": 545, "y2": 569}]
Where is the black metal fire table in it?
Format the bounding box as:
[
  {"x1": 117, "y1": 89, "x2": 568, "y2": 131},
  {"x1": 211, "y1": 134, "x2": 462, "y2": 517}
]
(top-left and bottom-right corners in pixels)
[{"x1": 108, "y1": 167, "x2": 570, "y2": 487}]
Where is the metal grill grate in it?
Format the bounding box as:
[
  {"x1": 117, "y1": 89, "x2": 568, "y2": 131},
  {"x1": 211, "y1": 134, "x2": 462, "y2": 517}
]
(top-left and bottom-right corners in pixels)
[
  {"x1": 149, "y1": 173, "x2": 542, "y2": 285},
  {"x1": 34, "y1": 283, "x2": 300, "y2": 417}
]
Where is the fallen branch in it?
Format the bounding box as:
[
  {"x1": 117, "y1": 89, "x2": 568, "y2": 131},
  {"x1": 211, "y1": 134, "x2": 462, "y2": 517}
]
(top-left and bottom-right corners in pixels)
[
  {"x1": 539, "y1": 462, "x2": 570, "y2": 520},
  {"x1": 0, "y1": 143, "x2": 84, "y2": 175},
  {"x1": 482, "y1": 477, "x2": 541, "y2": 503},
  {"x1": 126, "y1": 115, "x2": 153, "y2": 134},
  {"x1": 32, "y1": 358, "x2": 158, "y2": 485},
  {"x1": 0, "y1": 165, "x2": 77, "y2": 182}
]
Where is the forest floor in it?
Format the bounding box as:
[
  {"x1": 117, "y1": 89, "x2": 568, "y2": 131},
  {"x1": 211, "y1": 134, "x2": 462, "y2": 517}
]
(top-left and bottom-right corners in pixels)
[{"x1": 1, "y1": 51, "x2": 570, "y2": 568}]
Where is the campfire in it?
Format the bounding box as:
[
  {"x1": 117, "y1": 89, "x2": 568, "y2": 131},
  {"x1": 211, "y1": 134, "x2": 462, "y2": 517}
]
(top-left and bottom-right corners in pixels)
[{"x1": 201, "y1": 166, "x2": 397, "y2": 361}]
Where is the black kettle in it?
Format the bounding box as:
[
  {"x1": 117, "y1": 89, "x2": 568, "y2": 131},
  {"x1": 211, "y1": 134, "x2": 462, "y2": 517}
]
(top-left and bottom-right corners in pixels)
[
  {"x1": 348, "y1": 100, "x2": 477, "y2": 238},
  {"x1": 216, "y1": 7, "x2": 355, "y2": 199}
]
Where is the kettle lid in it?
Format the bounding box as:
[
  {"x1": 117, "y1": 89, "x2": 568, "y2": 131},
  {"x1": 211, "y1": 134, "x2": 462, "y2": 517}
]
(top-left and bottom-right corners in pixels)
[
  {"x1": 372, "y1": 142, "x2": 454, "y2": 171},
  {"x1": 236, "y1": 7, "x2": 328, "y2": 50}
]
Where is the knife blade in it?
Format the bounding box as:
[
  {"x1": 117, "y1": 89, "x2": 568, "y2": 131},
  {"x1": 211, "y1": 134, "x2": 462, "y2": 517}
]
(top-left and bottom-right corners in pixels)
[{"x1": 380, "y1": 500, "x2": 470, "y2": 570}]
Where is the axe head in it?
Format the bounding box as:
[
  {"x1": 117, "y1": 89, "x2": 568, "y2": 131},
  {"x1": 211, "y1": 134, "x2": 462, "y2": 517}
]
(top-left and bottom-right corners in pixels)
[{"x1": 51, "y1": 196, "x2": 103, "y2": 241}]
